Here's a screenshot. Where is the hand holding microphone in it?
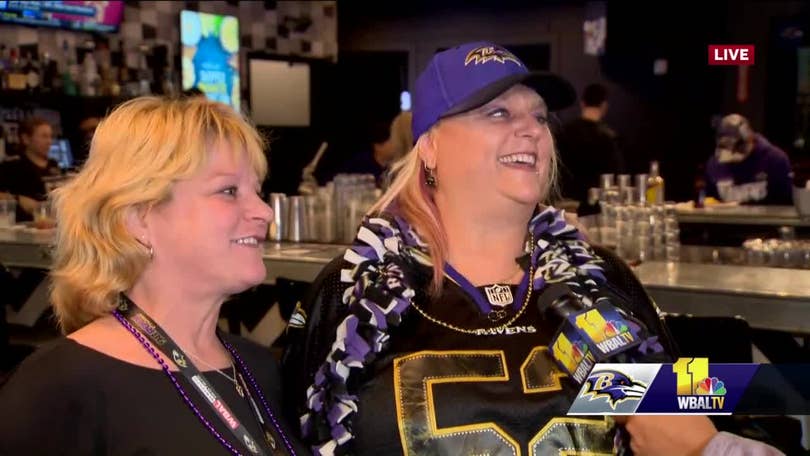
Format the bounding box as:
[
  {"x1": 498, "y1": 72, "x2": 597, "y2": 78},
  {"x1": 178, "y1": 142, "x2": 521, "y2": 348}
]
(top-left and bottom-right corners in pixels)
[
  {"x1": 537, "y1": 282, "x2": 661, "y2": 455},
  {"x1": 537, "y1": 284, "x2": 784, "y2": 456},
  {"x1": 613, "y1": 415, "x2": 718, "y2": 456}
]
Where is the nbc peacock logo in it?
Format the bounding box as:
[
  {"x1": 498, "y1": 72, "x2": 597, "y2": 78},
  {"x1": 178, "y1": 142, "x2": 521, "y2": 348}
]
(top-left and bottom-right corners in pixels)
[
  {"x1": 673, "y1": 358, "x2": 727, "y2": 410},
  {"x1": 603, "y1": 320, "x2": 629, "y2": 338},
  {"x1": 696, "y1": 376, "x2": 727, "y2": 396},
  {"x1": 575, "y1": 308, "x2": 634, "y2": 355}
]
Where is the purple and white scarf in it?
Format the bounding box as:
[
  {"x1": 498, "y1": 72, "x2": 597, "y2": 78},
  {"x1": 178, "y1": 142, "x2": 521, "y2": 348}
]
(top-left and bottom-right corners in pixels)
[{"x1": 300, "y1": 206, "x2": 608, "y2": 455}]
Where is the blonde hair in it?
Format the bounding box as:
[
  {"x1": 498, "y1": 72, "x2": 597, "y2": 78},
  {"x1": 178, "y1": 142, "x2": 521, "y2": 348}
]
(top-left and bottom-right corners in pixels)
[
  {"x1": 369, "y1": 123, "x2": 559, "y2": 295},
  {"x1": 388, "y1": 111, "x2": 413, "y2": 161},
  {"x1": 50, "y1": 96, "x2": 268, "y2": 333}
]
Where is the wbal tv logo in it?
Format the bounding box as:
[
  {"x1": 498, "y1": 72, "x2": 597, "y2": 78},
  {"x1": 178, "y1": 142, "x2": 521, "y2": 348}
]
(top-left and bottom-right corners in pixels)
[
  {"x1": 575, "y1": 307, "x2": 634, "y2": 354},
  {"x1": 673, "y1": 357, "x2": 727, "y2": 410}
]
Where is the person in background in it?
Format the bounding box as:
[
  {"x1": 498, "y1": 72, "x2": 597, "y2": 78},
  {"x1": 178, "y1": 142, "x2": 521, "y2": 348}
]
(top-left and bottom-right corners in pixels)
[
  {"x1": 705, "y1": 113, "x2": 793, "y2": 205},
  {"x1": 379, "y1": 110, "x2": 413, "y2": 188},
  {"x1": 183, "y1": 87, "x2": 206, "y2": 98},
  {"x1": 557, "y1": 82, "x2": 624, "y2": 213},
  {"x1": 337, "y1": 118, "x2": 399, "y2": 186},
  {"x1": 0, "y1": 96, "x2": 303, "y2": 455},
  {"x1": 387, "y1": 110, "x2": 414, "y2": 161},
  {"x1": 73, "y1": 115, "x2": 101, "y2": 166},
  {"x1": 0, "y1": 116, "x2": 61, "y2": 221}
]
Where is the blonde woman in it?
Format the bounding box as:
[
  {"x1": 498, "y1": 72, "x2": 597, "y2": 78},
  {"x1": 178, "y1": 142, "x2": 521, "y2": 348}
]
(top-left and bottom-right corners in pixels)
[
  {"x1": 388, "y1": 110, "x2": 413, "y2": 161},
  {"x1": 379, "y1": 111, "x2": 414, "y2": 189},
  {"x1": 0, "y1": 97, "x2": 302, "y2": 455}
]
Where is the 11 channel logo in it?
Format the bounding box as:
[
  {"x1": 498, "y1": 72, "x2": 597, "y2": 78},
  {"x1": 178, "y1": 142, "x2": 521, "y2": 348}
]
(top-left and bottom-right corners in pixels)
[
  {"x1": 575, "y1": 307, "x2": 634, "y2": 354},
  {"x1": 673, "y1": 357, "x2": 727, "y2": 410}
]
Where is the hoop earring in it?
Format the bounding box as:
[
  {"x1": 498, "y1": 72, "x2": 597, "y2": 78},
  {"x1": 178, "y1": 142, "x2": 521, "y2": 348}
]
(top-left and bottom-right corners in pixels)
[{"x1": 424, "y1": 161, "x2": 437, "y2": 187}]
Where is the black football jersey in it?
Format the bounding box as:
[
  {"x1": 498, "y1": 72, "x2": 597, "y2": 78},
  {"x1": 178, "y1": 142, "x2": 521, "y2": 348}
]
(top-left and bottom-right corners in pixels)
[
  {"x1": 282, "y1": 240, "x2": 675, "y2": 456},
  {"x1": 346, "y1": 280, "x2": 615, "y2": 455}
]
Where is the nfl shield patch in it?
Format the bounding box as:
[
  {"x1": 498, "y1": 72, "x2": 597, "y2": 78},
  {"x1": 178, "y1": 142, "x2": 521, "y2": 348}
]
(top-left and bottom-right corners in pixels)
[{"x1": 484, "y1": 284, "x2": 513, "y2": 307}]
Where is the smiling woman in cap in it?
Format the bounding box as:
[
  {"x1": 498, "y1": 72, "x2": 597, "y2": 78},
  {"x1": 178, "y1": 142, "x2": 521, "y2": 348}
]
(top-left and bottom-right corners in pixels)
[{"x1": 282, "y1": 42, "x2": 677, "y2": 455}]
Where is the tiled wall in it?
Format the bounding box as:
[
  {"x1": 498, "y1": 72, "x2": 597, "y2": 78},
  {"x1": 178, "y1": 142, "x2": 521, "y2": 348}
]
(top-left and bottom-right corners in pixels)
[{"x1": 0, "y1": 0, "x2": 337, "y2": 90}]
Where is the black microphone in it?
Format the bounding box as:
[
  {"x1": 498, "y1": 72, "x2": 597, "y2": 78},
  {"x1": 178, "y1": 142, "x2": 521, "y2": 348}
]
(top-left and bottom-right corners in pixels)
[
  {"x1": 537, "y1": 283, "x2": 643, "y2": 384},
  {"x1": 537, "y1": 283, "x2": 656, "y2": 456}
]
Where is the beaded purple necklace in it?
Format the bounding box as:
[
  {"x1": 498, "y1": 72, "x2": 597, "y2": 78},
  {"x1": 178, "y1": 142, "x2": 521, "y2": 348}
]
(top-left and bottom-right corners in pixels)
[{"x1": 113, "y1": 310, "x2": 296, "y2": 455}]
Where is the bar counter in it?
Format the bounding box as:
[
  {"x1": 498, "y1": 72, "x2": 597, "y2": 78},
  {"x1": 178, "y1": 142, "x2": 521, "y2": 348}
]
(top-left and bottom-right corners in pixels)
[
  {"x1": 676, "y1": 204, "x2": 810, "y2": 226},
  {"x1": 3, "y1": 228, "x2": 810, "y2": 334}
]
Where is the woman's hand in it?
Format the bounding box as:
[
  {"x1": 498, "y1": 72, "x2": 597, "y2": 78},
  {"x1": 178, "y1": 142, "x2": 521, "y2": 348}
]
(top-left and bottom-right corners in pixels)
[{"x1": 614, "y1": 415, "x2": 718, "y2": 456}]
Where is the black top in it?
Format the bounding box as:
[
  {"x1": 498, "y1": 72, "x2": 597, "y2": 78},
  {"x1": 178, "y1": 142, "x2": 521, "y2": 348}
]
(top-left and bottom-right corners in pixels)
[
  {"x1": 557, "y1": 118, "x2": 624, "y2": 211},
  {"x1": 0, "y1": 334, "x2": 304, "y2": 456},
  {"x1": 0, "y1": 154, "x2": 62, "y2": 221}
]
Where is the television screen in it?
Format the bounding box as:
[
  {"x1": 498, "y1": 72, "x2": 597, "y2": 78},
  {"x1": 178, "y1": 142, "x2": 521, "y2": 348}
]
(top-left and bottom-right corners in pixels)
[
  {"x1": 0, "y1": 1, "x2": 124, "y2": 33},
  {"x1": 48, "y1": 138, "x2": 74, "y2": 170},
  {"x1": 249, "y1": 58, "x2": 310, "y2": 127},
  {"x1": 181, "y1": 10, "x2": 240, "y2": 112}
]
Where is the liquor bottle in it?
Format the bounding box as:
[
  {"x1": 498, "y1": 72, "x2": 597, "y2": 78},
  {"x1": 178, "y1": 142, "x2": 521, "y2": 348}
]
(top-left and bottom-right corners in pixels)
[
  {"x1": 645, "y1": 160, "x2": 665, "y2": 204},
  {"x1": 0, "y1": 125, "x2": 6, "y2": 161},
  {"x1": 81, "y1": 51, "x2": 100, "y2": 96},
  {"x1": 0, "y1": 45, "x2": 9, "y2": 90},
  {"x1": 23, "y1": 52, "x2": 41, "y2": 93},
  {"x1": 61, "y1": 40, "x2": 78, "y2": 95},
  {"x1": 41, "y1": 52, "x2": 59, "y2": 93},
  {"x1": 7, "y1": 48, "x2": 27, "y2": 90},
  {"x1": 137, "y1": 45, "x2": 152, "y2": 96},
  {"x1": 694, "y1": 164, "x2": 707, "y2": 208}
]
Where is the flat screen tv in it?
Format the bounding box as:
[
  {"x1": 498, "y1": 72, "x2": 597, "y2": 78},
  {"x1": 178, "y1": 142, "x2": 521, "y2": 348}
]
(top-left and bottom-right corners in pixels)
[
  {"x1": 249, "y1": 58, "x2": 310, "y2": 127},
  {"x1": 0, "y1": 1, "x2": 124, "y2": 33},
  {"x1": 181, "y1": 10, "x2": 240, "y2": 112}
]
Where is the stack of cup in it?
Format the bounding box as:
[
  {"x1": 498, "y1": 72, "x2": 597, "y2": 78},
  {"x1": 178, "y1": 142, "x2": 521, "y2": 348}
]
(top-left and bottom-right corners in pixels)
[
  {"x1": 287, "y1": 196, "x2": 306, "y2": 242},
  {"x1": 0, "y1": 197, "x2": 16, "y2": 228},
  {"x1": 598, "y1": 174, "x2": 618, "y2": 247},
  {"x1": 268, "y1": 193, "x2": 288, "y2": 241},
  {"x1": 663, "y1": 203, "x2": 680, "y2": 262}
]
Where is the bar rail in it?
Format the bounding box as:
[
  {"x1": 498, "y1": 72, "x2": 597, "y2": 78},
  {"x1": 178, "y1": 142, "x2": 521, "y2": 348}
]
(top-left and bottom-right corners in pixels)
[{"x1": 3, "y1": 229, "x2": 809, "y2": 334}]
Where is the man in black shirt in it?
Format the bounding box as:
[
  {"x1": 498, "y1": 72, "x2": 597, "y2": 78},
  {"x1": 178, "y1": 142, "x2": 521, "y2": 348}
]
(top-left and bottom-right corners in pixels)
[
  {"x1": 0, "y1": 117, "x2": 61, "y2": 222},
  {"x1": 557, "y1": 83, "x2": 625, "y2": 213}
]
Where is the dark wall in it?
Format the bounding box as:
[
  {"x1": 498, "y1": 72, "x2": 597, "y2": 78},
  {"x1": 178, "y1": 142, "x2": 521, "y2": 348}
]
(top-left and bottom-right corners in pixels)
[
  {"x1": 599, "y1": 2, "x2": 729, "y2": 200},
  {"x1": 722, "y1": 1, "x2": 808, "y2": 139}
]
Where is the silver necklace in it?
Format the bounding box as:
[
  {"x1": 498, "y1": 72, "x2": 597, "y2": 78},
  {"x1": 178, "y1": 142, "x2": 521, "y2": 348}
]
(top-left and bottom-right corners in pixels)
[{"x1": 185, "y1": 350, "x2": 244, "y2": 397}]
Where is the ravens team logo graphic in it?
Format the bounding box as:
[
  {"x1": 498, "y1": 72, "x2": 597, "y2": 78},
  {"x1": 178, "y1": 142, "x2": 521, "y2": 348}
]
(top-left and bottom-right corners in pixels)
[
  {"x1": 580, "y1": 369, "x2": 647, "y2": 409},
  {"x1": 464, "y1": 46, "x2": 524, "y2": 66},
  {"x1": 288, "y1": 301, "x2": 307, "y2": 329}
]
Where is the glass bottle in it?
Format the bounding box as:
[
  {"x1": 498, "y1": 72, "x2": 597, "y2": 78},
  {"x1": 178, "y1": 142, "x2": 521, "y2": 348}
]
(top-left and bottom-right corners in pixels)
[
  {"x1": 24, "y1": 52, "x2": 41, "y2": 93},
  {"x1": 645, "y1": 161, "x2": 665, "y2": 205},
  {"x1": 61, "y1": 40, "x2": 78, "y2": 95}
]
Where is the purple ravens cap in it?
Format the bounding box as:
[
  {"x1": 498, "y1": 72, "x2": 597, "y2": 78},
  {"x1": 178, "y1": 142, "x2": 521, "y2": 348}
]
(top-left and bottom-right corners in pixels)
[{"x1": 412, "y1": 41, "x2": 576, "y2": 140}]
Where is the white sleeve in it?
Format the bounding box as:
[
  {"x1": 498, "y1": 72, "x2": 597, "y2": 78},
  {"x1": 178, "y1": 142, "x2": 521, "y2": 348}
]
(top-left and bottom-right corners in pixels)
[{"x1": 702, "y1": 432, "x2": 786, "y2": 456}]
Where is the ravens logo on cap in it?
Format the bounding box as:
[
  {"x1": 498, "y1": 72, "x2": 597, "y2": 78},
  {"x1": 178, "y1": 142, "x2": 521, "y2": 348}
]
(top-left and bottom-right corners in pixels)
[{"x1": 464, "y1": 46, "x2": 523, "y2": 67}]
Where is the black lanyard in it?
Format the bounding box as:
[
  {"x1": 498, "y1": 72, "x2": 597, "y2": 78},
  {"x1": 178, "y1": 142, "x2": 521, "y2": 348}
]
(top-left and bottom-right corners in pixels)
[{"x1": 116, "y1": 294, "x2": 288, "y2": 456}]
